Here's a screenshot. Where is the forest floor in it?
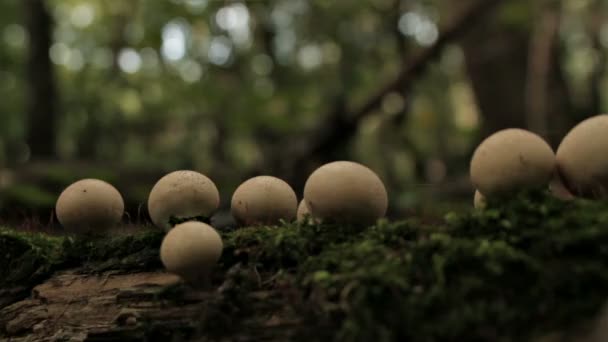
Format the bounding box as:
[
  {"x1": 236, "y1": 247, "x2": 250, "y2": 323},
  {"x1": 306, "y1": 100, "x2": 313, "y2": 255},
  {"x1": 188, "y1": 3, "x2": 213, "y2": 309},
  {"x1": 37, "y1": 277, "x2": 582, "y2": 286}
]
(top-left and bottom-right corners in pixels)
[{"x1": 3, "y1": 190, "x2": 608, "y2": 341}]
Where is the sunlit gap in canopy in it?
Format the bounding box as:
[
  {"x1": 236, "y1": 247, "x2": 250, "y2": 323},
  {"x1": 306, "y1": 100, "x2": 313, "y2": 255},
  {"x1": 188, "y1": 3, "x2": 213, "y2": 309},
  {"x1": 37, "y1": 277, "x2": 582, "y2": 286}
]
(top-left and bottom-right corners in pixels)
[
  {"x1": 398, "y1": 11, "x2": 438, "y2": 47},
  {"x1": 162, "y1": 19, "x2": 190, "y2": 62},
  {"x1": 118, "y1": 48, "x2": 142, "y2": 74},
  {"x1": 70, "y1": 3, "x2": 95, "y2": 29},
  {"x1": 208, "y1": 36, "x2": 233, "y2": 66},
  {"x1": 215, "y1": 2, "x2": 251, "y2": 48}
]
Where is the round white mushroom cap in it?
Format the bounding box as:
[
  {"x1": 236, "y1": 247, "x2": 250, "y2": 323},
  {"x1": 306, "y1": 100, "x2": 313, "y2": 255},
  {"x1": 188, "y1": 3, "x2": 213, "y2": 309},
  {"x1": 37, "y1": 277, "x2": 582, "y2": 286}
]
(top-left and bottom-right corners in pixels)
[
  {"x1": 303, "y1": 161, "x2": 388, "y2": 226},
  {"x1": 55, "y1": 178, "x2": 124, "y2": 234},
  {"x1": 474, "y1": 190, "x2": 487, "y2": 209},
  {"x1": 231, "y1": 176, "x2": 297, "y2": 226},
  {"x1": 160, "y1": 221, "x2": 223, "y2": 287},
  {"x1": 470, "y1": 128, "x2": 555, "y2": 197},
  {"x1": 556, "y1": 114, "x2": 608, "y2": 198},
  {"x1": 148, "y1": 170, "x2": 220, "y2": 231}
]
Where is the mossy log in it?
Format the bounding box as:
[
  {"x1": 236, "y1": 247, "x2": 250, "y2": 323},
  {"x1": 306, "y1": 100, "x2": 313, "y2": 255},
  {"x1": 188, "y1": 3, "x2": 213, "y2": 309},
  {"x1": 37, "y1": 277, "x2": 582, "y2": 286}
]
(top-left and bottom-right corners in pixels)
[{"x1": 3, "y1": 190, "x2": 608, "y2": 341}]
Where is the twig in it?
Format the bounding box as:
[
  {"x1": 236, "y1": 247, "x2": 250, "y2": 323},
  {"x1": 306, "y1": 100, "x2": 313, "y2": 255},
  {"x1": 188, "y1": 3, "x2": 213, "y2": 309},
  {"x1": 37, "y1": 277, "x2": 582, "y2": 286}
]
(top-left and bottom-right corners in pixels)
[
  {"x1": 352, "y1": 0, "x2": 503, "y2": 124},
  {"x1": 278, "y1": 0, "x2": 504, "y2": 185}
]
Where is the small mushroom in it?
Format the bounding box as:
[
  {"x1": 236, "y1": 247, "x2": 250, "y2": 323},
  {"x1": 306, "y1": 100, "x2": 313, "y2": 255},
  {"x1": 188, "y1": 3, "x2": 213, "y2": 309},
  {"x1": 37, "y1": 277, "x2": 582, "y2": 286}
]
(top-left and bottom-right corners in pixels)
[
  {"x1": 231, "y1": 176, "x2": 297, "y2": 226},
  {"x1": 148, "y1": 170, "x2": 220, "y2": 231},
  {"x1": 297, "y1": 199, "x2": 318, "y2": 223},
  {"x1": 55, "y1": 179, "x2": 124, "y2": 234},
  {"x1": 160, "y1": 221, "x2": 223, "y2": 287},
  {"x1": 474, "y1": 190, "x2": 487, "y2": 209},
  {"x1": 470, "y1": 128, "x2": 555, "y2": 197},
  {"x1": 303, "y1": 161, "x2": 388, "y2": 226},
  {"x1": 556, "y1": 114, "x2": 608, "y2": 198}
]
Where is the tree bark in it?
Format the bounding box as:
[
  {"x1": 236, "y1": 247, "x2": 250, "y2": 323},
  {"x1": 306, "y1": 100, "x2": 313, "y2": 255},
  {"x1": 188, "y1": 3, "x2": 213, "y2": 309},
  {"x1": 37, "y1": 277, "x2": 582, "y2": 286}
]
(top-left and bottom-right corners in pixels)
[
  {"x1": 460, "y1": 3, "x2": 530, "y2": 138},
  {"x1": 24, "y1": 0, "x2": 57, "y2": 159},
  {"x1": 0, "y1": 269, "x2": 299, "y2": 341},
  {"x1": 525, "y1": 3, "x2": 573, "y2": 148}
]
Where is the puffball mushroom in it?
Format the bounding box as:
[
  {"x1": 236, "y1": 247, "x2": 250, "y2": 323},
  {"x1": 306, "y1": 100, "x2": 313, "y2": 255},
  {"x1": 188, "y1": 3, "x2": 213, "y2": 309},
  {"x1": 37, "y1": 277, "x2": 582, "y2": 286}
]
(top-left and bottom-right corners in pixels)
[
  {"x1": 297, "y1": 199, "x2": 319, "y2": 223},
  {"x1": 231, "y1": 176, "x2": 297, "y2": 226},
  {"x1": 470, "y1": 128, "x2": 555, "y2": 197},
  {"x1": 148, "y1": 170, "x2": 220, "y2": 231},
  {"x1": 303, "y1": 161, "x2": 388, "y2": 226},
  {"x1": 55, "y1": 179, "x2": 124, "y2": 234},
  {"x1": 297, "y1": 200, "x2": 311, "y2": 222},
  {"x1": 160, "y1": 221, "x2": 222, "y2": 287},
  {"x1": 556, "y1": 114, "x2": 608, "y2": 198},
  {"x1": 474, "y1": 190, "x2": 487, "y2": 209}
]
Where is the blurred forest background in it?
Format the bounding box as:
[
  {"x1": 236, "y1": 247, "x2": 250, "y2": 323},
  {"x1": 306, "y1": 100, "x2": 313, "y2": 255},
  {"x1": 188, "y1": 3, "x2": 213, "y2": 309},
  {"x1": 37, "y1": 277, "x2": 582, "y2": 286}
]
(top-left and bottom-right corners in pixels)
[{"x1": 0, "y1": 0, "x2": 604, "y2": 222}]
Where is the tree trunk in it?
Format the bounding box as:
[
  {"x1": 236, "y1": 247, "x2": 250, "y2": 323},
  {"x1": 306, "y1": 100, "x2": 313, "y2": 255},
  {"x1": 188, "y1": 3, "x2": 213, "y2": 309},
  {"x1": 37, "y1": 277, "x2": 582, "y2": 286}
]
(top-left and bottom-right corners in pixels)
[
  {"x1": 24, "y1": 0, "x2": 57, "y2": 160},
  {"x1": 461, "y1": 1, "x2": 574, "y2": 149},
  {"x1": 525, "y1": 3, "x2": 573, "y2": 148},
  {"x1": 460, "y1": 5, "x2": 530, "y2": 139}
]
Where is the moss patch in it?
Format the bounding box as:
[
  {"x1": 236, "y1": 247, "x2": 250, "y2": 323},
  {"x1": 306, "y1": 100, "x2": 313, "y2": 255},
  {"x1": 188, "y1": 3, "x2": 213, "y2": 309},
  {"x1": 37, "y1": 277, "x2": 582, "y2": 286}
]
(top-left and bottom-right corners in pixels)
[
  {"x1": 0, "y1": 228, "x2": 65, "y2": 286},
  {"x1": 0, "y1": 228, "x2": 164, "y2": 289},
  {"x1": 3, "y1": 190, "x2": 608, "y2": 340},
  {"x1": 219, "y1": 190, "x2": 608, "y2": 341}
]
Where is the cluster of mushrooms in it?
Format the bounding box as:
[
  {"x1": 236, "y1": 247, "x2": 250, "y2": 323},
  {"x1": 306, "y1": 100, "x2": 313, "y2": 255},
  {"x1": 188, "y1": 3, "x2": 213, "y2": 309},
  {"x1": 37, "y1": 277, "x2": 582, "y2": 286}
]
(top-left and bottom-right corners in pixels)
[
  {"x1": 54, "y1": 161, "x2": 388, "y2": 287},
  {"x1": 50, "y1": 114, "x2": 608, "y2": 286},
  {"x1": 470, "y1": 114, "x2": 608, "y2": 207}
]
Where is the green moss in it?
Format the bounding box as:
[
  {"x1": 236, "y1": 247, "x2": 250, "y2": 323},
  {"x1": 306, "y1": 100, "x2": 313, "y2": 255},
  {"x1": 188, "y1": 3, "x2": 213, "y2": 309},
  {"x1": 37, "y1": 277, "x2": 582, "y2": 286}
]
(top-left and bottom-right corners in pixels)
[
  {"x1": 221, "y1": 220, "x2": 364, "y2": 270},
  {"x1": 219, "y1": 190, "x2": 608, "y2": 341},
  {"x1": 4, "y1": 190, "x2": 608, "y2": 341},
  {"x1": 64, "y1": 229, "x2": 165, "y2": 273},
  {"x1": 0, "y1": 227, "x2": 164, "y2": 289},
  {"x1": 0, "y1": 228, "x2": 66, "y2": 287}
]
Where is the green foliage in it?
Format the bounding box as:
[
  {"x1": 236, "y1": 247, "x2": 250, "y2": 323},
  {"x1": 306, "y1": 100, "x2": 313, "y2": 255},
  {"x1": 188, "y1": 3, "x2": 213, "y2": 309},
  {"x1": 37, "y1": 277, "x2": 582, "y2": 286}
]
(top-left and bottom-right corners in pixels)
[
  {"x1": 0, "y1": 0, "x2": 483, "y2": 202},
  {"x1": 1, "y1": 184, "x2": 57, "y2": 209}
]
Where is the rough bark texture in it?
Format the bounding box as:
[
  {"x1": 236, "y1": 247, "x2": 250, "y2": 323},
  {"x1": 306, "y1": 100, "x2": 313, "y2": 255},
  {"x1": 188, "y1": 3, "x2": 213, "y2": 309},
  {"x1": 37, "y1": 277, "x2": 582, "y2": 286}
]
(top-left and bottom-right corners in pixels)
[{"x1": 0, "y1": 269, "x2": 299, "y2": 341}]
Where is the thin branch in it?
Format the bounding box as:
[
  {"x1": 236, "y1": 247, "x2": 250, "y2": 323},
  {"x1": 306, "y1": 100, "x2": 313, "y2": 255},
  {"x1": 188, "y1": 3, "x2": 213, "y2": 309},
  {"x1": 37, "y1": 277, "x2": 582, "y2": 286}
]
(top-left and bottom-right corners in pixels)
[
  {"x1": 274, "y1": 0, "x2": 503, "y2": 186},
  {"x1": 351, "y1": 0, "x2": 503, "y2": 124}
]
